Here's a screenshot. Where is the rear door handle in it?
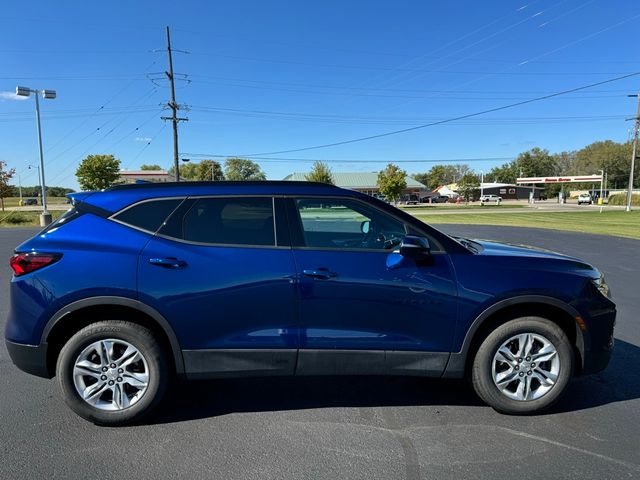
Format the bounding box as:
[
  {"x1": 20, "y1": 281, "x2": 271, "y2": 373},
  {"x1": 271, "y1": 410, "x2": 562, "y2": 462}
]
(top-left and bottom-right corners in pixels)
[
  {"x1": 303, "y1": 268, "x2": 338, "y2": 280},
  {"x1": 149, "y1": 257, "x2": 187, "y2": 269}
]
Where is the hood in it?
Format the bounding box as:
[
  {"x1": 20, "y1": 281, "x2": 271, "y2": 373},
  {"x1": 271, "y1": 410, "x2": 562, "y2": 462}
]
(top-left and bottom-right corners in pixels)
[
  {"x1": 473, "y1": 239, "x2": 580, "y2": 261},
  {"x1": 469, "y1": 238, "x2": 598, "y2": 275}
]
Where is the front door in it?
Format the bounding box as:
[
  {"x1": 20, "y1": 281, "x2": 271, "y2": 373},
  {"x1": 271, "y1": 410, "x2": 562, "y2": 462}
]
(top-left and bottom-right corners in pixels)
[{"x1": 288, "y1": 196, "x2": 458, "y2": 376}]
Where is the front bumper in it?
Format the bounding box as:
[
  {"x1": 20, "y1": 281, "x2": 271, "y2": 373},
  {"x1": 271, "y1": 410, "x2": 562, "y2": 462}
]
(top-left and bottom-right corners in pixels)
[
  {"x1": 5, "y1": 340, "x2": 51, "y2": 378},
  {"x1": 580, "y1": 306, "x2": 616, "y2": 375}
]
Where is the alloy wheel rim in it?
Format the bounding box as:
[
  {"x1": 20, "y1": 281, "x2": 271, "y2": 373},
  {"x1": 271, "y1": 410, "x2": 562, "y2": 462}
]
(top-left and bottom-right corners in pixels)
[
  {"x1": 491, "y1": 333, "x2": 560, "y2": 401},
  {"x1": 72, "y1": 338, "x2": 149, "y2": 411}
]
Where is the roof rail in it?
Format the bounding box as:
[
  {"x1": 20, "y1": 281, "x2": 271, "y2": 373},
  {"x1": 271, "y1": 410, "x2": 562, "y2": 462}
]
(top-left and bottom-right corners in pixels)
[{"x1": 106, "y1": 180, "x2": 341, "y2": 191}]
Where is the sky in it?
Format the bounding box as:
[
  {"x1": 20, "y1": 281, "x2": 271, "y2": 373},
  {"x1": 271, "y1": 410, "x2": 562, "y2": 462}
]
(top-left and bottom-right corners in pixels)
[{"x1": 1, "y1": 0, "x2": 639, "y2": 190}]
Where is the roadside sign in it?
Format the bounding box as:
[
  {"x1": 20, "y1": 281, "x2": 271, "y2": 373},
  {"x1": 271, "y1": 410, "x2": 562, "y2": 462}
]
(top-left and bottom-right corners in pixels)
[{"x1": 516, "y1": 175, "x2": 603, "y2": 184}]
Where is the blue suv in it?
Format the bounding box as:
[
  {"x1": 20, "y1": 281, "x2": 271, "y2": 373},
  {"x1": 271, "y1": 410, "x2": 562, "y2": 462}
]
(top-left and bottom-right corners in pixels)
[{"x1": 5, "y1": 181, "x2": 615, "y2": 425}]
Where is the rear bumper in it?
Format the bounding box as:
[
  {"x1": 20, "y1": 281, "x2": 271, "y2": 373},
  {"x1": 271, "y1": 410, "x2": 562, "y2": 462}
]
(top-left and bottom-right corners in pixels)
[{"x1": 5, "y1": 340, "x2": 51, "y2": 378}]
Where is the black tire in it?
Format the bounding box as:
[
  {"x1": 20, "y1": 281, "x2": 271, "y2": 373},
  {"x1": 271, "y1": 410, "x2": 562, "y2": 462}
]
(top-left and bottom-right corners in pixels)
[
  {"x1": 471, "y1": 317, "x2": 574, "y2": 415},
  {"x1": 56, "y1": 321, "x2": 168, "y2": 426}
]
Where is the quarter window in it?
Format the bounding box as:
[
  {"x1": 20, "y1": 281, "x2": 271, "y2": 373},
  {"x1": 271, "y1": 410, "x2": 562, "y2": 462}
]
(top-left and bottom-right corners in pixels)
[
  {"x1": 114, "y1": 199, "x2": 182, "y2": 233},
  {"x1": 295, "y1": 198, "x2": 406, "y2": 250},
  {"x1": 182, "y1": 197, "x2": 275, "y2": 246}
]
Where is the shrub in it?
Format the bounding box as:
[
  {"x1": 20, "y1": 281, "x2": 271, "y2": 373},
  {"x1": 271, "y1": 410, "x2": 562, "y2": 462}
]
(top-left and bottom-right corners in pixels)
[
  {"x1": 607, "y1": 193, "x2": 640, "y2": 206},
  {"x1": 1, "y1": 213, "x2": 29, "y2": 224}
]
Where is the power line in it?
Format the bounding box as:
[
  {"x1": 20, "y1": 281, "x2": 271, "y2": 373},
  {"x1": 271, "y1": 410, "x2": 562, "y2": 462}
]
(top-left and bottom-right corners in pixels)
[
  {"x1": 188, "y1": 105, "x2": 627, "y2": 126},
  {"x1": 243, "y1": 71, "x2": 640, "y2": 157},
  {"x1": 179, "y1": 153, "x2": 514, "y2": 164},
  {"x1": 184, "y1": 74, "x2": 630, "y2": 95},
  {"x1": 47, "y1": 110, "x2": 164, "y2": 186},
  {"x1": 187, "y1": 78, "x2": 628, "y2": 101},
  {"x1": 42, "y1": 89, "x2": 161, "y2": 168},
  {"x1": 112, "y1": 123, "x2": 168, "y2": 171},
  {"x1": 360, "y1": 0, "x2": 572, "y2": 92}
]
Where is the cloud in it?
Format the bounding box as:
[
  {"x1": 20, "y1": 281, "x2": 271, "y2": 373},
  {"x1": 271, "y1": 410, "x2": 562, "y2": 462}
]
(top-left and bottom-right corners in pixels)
[
  {"x1": 135, "y1": 137, "x2": 152, "y2": 143},
  {"x1": 0, "y1": 92, "x2": 28, "y2": 101}
]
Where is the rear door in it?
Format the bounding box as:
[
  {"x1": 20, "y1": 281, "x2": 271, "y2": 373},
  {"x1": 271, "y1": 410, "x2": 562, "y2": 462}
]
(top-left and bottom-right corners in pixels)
[{"x1": 136, "y1": 196, "x2": 299, "y2": 378}]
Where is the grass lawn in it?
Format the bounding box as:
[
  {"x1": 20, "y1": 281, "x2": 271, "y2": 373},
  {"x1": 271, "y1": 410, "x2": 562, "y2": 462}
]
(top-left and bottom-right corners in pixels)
[
  {"x1": 1, "y1": 197, "x2": 69, "y2": 208},
  {"x1": 0, "y1": 210, "x2": 64, "y2": 227},
  {"x1": 412, "y1": 210, "x2": 640, "y2": 240},
  {"x1": 399, "y1": 204, "x2": 525, "y2": 211}
]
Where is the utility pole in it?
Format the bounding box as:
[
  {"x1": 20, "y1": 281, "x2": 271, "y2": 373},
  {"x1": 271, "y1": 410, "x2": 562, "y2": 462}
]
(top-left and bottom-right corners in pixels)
[
  {"x1": 161, "y1": 26, "x2": 188, "y2": 182},
  {"x1": 626, "y1": 93, "x2": 640, "y2": 211}
]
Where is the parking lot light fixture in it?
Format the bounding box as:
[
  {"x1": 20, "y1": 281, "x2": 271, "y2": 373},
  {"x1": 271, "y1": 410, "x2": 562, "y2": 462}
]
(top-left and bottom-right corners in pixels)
[{"x1": 15, "y1": 86, "x2": 56, "y2": 226}]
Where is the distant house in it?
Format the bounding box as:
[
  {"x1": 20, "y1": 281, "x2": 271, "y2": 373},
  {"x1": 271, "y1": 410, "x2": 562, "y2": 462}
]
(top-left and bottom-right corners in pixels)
[
  {"x1": 283, "y1": 172, "x2": 426, "y2": 196},
  {"x1": 117, "y1": 170, "x2": 176, "y2": 184}
]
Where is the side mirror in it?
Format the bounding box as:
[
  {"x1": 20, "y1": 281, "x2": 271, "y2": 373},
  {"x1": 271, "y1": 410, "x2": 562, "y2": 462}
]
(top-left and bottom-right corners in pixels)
[
  {"x1": 399, "y1": 235, "x2": 431, "y2": 257},
  {"x1": 360, "y1": 220, "x2": 370, "y2": 234}
]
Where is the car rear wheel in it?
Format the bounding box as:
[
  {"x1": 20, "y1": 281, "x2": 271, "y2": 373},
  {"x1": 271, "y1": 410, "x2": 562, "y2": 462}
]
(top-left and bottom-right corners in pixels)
[
  {"x1": 57, "y1": 321, "x2": 168, "y2": 425},
  {"x1": 471, "y1": 317, "x2": 574, "y2": 414}
]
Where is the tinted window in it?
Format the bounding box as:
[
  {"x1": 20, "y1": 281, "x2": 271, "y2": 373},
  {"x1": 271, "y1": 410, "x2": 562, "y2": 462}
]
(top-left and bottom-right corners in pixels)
[
  {"x1": 114, "y1": 199, "x2": 182, "y2": 232},
  {"x1": 182, "y1": 197, "x2": 275, "y2": 246},
  {"x1": 295, "y1": 198, "x2": 406, "y2": 250},
  {"x1": 40, "y1": 207, "x2": 81, "y2": 234}
]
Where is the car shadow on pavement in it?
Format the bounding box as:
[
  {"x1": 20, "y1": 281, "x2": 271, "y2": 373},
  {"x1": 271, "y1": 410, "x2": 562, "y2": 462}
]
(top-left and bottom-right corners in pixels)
[
  {"x1": 554, "y1": 338, "x2": 640, "y2": 413},
  {"x1": 148, "y1": 339, "x2": 640, "y2": 425}
]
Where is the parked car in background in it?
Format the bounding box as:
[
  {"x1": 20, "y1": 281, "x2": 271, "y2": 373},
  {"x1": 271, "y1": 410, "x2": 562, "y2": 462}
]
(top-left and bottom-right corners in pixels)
[
  {"x1": 23, "y1": 198, "x2": 38, "y2": 206},
  {"x1": 429, "y1": 195, "x2": 450, "y2": 203},
  {"x1": 402, "y1": 194, "x2": 419, "y2": 205},
  {"x1": 5, "y1": 181, "x2": 615, "y2": 425},
  {"x1": 578, "y1": 193, "x2": 592, "y2": 205},
  {"x1": 480, "y1": 194, "x2": 502, "y2": 203}
]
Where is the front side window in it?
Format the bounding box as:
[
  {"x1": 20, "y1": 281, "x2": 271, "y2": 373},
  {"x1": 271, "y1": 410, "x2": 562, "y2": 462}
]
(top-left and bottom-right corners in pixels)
[
  {"x1": 294, "y1": 198, "x2": 406, "y2": 250},
  {"x1": 182, "y1": 197, "x2": 275, "y2": 246}
]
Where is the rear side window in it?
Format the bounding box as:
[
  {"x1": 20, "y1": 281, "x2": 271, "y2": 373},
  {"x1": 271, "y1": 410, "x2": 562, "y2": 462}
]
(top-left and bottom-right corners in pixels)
[
  {"x1": 181, "y1": 197, "x2": 275, "y2": 246},
  {"x1": 113, "y1": 199, "x2": 182, "y2": 233},
  {"x1": 40, "y1": 207, "x2": 81, "y2": 234}
]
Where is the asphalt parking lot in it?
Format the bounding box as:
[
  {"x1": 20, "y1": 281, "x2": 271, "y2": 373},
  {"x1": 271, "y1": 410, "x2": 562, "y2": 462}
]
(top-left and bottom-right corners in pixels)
[{"x1": 1, "y1": 225, "x2": 639, "y2": 480}]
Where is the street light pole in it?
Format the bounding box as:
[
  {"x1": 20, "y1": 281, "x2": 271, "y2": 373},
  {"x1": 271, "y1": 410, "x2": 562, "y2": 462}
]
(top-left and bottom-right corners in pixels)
[
  {"x1": 16, "y1": 86, "x2": 56, "y2": 226},
  {"x1": 626, "y1": 93, "x2": 640, "y2": 212},
  {"x1": 33, "y1": 91, "x2": 49, "y2": 222}
]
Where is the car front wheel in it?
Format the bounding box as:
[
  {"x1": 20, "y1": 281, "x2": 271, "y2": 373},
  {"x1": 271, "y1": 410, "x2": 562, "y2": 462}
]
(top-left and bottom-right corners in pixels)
[
  {"x1": 471, "y1": 317, "x2": 574, "y2": 414},
  {"x1": 56, "y1": 320, "x2": 168, "y2": 425}
]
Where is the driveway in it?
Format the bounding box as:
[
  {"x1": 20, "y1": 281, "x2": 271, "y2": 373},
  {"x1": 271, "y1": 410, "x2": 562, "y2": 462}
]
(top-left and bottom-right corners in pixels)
[{"x1": 1, "y1": 226, "x2": 638, "y2": 480}]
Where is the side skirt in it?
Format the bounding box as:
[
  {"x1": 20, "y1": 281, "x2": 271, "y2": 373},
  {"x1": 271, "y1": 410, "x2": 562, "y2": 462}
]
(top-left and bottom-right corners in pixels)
[{"x1": 182, "y1": 349, "x2": 450, "y2": 379}]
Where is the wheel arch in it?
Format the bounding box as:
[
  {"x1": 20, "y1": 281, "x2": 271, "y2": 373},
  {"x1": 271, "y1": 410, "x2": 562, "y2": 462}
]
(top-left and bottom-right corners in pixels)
[
  {"x1": 443, "y1": 295, "x2": 586, "y2": 378},
  {"x1": 43, "y1": 297, "x2": 185, "y2": 378}
]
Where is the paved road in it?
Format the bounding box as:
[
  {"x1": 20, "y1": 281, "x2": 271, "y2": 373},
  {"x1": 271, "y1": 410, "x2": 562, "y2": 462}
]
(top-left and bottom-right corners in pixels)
[{"x1": 1, "y1": 226, "x2": 638, "y2": 480}]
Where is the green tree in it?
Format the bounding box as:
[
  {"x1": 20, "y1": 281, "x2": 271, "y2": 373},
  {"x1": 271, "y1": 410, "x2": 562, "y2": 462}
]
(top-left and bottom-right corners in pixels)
[
  {"x1": 75, "y1": 154, "x2": 121, "y2": 191},
  {"x1": 553, "y1": 151, "x2": 576, "y2": 175},
  {"x1": 47, "y1": 186, "x2": 75, "y2": 197},
  {"x1": 457, "y1": 172, "x2": 480, "y2": 202},
  {"x1": 305, "y1": 161, "x2": 334, "y2": 184},
  {"x1": 571, "y1": 140, "x2": 637, "y2": 189},
  {"x1": 453, "y1": 164, "x2": 471, "y2": 180},
  {"x1": 224, "y1": 157, "x2": 266, "y2": 181},
  {"x1": 377, "y1": 164, "x2": 407, "y2": 203},
  {"x1": 0, "y1": 161, "x2": 16, "y2": 211},
  {"x1": 169, "y1": 162, "x2": 198, "y2": 180},
  {"x1": 140, "y1": 164, "x2": 162, "y2": 170},
  {"x1": 196, "y1": 160, "x2": 225, "y2": 181},
  {"x1": 413, "y1": 164, "x2": 459, "y2": 190}
]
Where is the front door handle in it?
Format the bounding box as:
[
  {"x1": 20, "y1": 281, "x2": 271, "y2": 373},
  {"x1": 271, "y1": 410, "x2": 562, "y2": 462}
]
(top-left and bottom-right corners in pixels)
[
  {"x1": 149, "y1": 257, "x2": 187, "y2": 269},
  {"x1": 303, "y1": 268, "x2": 338, "y2": 280}
]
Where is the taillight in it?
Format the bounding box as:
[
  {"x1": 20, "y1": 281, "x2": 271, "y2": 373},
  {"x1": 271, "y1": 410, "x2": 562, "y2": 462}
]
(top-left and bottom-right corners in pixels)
[{"x1": 10, "y1": 252, "x2": 61, "y2": 277}]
